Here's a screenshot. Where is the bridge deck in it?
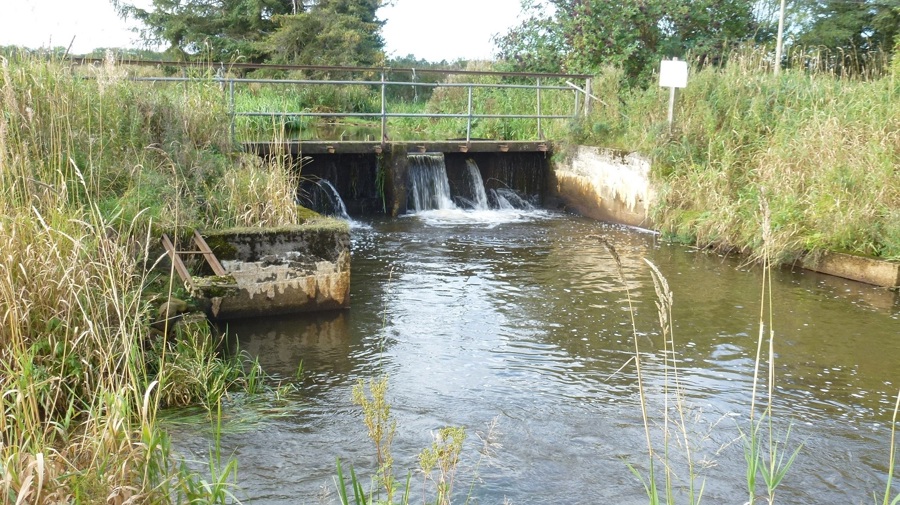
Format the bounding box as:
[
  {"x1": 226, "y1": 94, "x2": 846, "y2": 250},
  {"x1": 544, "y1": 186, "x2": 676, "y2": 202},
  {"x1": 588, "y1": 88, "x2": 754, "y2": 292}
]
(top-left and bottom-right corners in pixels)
[{"x1": 242, "y1": 140, "x2": 551, "y2": 156}]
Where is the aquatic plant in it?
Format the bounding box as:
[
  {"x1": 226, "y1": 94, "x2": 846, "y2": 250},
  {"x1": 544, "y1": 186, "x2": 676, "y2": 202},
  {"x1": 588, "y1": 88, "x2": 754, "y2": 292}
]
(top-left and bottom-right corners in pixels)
[
  {"x1": 601, "y1": 238, "x2": 705, "y2": 505},
  {"x1": 418, "y1": 426, "x2": 466, "y2": 505},
  {"x1": 352, "y1": 376, "x2": 399, "y2": 502}
]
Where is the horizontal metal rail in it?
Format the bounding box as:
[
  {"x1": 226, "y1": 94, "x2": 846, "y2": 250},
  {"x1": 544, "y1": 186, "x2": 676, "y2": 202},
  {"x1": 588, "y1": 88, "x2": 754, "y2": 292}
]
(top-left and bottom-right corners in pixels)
[
  {"x1": 240, "y1": 112, "x2": 575, "y2": 120},
  {"x1": 73, "y1": 57, "x2": 593, "y2": 79},
  {"x1": 132, "y1": 76, "x2": 574, "y2": 91}
]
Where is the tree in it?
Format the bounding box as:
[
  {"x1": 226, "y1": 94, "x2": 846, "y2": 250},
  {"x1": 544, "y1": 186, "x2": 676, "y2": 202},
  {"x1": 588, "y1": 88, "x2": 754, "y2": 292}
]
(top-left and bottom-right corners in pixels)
[
  {"x1": 495, "y1": 0, "x2": 760, "y2": 82},
  {"x1": 260, "y1": 0, "x2": 386, "y2": 67},
  {"x1": 111, "y1": 0, "x2": 304, "y2": 61},
  {"x1": 794, "y1": 0, "x2": 900, "y2": 54},
  {"x1": 493, "y1": 0, "x2": 567, "y2": 74}
]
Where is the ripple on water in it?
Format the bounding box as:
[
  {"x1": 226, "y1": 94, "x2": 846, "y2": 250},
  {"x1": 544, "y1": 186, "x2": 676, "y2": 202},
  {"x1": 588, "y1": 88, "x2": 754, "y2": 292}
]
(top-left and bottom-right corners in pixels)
[{"x1": 168, "y1": 214, "x2": 899, "y2": 505}]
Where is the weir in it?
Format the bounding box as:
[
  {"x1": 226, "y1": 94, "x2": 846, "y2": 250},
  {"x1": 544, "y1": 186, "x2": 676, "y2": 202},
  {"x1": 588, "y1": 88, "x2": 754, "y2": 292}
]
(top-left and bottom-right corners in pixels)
[
  {"x1": 408, "y1": 154, "x2": 455, "y2": 211},
  {"x1": 294, "y1": 149, "x2": 551, "y2": 217}
]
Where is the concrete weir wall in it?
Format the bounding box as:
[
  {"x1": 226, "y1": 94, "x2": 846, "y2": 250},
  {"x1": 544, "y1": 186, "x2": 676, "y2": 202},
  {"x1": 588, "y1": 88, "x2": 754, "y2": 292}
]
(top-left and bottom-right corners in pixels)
[
  {"x1": 198, "y1": 223, "x2": 351, "y2": 320},
  {"x1": 552, "y1": 145, "x2": 900, "y2": 289},
  {"x1": 552, "y1": 146, "x2": 655, "y2": 228}
]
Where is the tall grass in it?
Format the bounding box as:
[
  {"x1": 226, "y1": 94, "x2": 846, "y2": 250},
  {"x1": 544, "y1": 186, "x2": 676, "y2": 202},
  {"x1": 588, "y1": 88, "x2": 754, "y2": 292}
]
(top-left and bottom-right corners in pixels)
[
  {"x1": 580, "y1": 46, "x2": 900, "y2": 262},
  {"x1": 0, "y1": 51, "x2": 302, "y2": 502},
  {"x1": 602, "y1": 208, "x2": 806, "y2": 505},
  {"x1": 883, "y1": 389, "x2": 900, "y2": 505},
  {"x1": 600, "y1": 238, "x2": 705, "y2": 505}
]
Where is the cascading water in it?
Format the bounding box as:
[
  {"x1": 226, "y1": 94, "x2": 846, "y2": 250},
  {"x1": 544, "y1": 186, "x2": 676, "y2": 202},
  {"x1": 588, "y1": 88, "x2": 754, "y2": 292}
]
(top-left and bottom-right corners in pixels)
[
  {"x1": 464, "y1": 159, "x2": 490, "y2": 210},
  {"x1": 319, "y1": 180, "x2": 350, "y2": 220},
  {"x1": 298, "y1": 179, "x2": 350, "y2": 220},
  {"x1": 407, "y1": 154, "x2": 456, "y2": 211},
  {"x1": 492, "y1": 188, "x2": 535, "y2": 211},
  {"x1": 407, "y1": 154, "x2": 537, "y2": 219}
]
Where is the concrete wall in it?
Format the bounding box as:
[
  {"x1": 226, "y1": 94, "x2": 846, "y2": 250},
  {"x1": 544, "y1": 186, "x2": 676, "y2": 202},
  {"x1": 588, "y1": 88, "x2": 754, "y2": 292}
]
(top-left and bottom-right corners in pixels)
[
  {"x1": 198, "y1": 223, "x2": 351, "y2": 319},
  {"x1": 551, "y1": 146, "x2": 655, "y2": 228}
]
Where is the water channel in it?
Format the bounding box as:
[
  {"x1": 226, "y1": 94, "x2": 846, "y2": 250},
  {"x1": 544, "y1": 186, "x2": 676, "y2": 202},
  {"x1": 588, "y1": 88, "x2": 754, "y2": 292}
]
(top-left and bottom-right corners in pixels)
[{"x1": 168, "y1": 205, "x2": 900, "y2": 505}]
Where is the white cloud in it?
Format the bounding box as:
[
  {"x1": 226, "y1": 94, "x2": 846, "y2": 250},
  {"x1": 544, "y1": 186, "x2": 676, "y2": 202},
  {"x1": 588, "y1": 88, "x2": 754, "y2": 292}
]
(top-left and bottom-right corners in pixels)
[{"x1": 0, "y1": 0, "x2": 524, "y2": 61}]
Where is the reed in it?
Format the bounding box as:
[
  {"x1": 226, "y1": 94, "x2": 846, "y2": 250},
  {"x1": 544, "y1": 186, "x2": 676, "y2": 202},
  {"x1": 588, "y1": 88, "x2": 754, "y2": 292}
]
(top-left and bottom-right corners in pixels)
[
  {"x1": 883, "y1": 389, "x2": 900, "y2": 505},
  {"x1": 600, "y1": 238, "x2": 705, "y2": 505},
  {"x1": 0, "y1": 51, "x2": 302, "y2": 502}
]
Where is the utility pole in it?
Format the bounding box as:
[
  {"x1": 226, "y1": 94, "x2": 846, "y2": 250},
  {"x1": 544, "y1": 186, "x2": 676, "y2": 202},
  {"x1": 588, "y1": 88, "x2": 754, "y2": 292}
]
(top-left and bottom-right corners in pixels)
[{"x1": 774, "y1": 0, "x2": 787, "y2": 75}]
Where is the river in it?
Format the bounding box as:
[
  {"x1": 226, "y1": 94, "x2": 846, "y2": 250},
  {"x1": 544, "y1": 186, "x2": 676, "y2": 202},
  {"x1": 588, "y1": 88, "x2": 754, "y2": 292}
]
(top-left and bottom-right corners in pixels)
[{"x1": 169, "y1": 210, "x2": 900, "y2": 505}]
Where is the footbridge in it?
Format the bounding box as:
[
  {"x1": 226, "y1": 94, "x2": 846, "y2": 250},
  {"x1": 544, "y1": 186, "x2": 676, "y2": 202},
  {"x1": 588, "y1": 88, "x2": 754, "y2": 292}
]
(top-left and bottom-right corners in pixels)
[
  {"x1": 217, "y1": 64, "x2": 594, "y2": 155},
  {"x1": 104, "y1": 60, "x2": 597, "y2": 214}
]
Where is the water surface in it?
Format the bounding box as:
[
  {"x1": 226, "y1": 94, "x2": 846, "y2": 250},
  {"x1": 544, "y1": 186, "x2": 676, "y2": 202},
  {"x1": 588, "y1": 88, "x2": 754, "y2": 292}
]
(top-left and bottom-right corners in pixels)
[{"x1": 171, "y1": 212, "x2": 900, "y2": 505}]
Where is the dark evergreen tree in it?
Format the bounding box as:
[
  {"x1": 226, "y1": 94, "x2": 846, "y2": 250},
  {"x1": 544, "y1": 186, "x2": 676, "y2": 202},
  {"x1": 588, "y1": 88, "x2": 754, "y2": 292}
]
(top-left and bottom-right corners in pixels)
[
  {"x1": 260, "y1": 0, "x2": 386, "y2": 67},
  {"x1": 112, "y1": 0, "x2": 311, "y2": 61}
]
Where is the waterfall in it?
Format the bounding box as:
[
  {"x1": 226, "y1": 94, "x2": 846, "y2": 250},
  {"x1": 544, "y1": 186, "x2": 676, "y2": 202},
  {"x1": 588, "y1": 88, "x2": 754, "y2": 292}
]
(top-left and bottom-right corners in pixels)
[
  {"x1": 464, "y1": 159, "x2": 490, "y2": 211},
  {"x1": 408, "y1": 154, "x2": 456, "y2": 211},
  {"x1": 407, "y1": 155, "x2": 539, "y2": 220},
  {"x1": 491, "y1": 188, "x2": 535, "y2": 211},
  {"x1": 319, "y1": 180, "x2": 350, "y2": 220},
  {"x1": 299, "y1": 179, "x2": 350, "y2": 220}
]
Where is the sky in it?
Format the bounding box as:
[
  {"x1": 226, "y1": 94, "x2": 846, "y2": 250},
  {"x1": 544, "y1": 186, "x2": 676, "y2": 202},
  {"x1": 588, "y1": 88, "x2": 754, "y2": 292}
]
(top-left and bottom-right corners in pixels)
[{"x1": 0, "y1": 0, "x2": 526, "y2": 62}]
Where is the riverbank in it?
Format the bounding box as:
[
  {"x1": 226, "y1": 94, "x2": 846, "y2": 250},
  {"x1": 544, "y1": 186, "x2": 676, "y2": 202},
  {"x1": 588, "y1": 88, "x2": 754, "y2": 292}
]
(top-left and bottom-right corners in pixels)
[
  {"x1": 552, "y1": 145, "x2": 900, "y2": 289},
  {"x1": 0, "y1": 53, "x2": 312, "y2": 502},
  {"x1": 567, "y1": 48, "x2": 899, "y2": 266}
]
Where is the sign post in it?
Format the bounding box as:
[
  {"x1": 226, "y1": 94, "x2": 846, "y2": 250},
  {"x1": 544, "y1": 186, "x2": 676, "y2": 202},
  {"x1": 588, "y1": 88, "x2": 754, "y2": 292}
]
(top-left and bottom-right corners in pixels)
[{"x1": 659, "y1": 58, "x2": 688, "y2": 133}]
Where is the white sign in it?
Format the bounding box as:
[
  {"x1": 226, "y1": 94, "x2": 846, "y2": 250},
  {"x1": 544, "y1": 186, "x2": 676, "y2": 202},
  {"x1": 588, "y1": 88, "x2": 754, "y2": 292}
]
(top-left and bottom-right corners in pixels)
[{"x1": 659, "y1": 59, "x2": 688, "y2": 88}]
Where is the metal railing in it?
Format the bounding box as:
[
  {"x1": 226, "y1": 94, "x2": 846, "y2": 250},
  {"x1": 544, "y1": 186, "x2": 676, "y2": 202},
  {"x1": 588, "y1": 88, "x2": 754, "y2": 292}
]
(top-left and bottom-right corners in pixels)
[{"x1": 127, "y1": 64, "x2": 594, "y2": 147}]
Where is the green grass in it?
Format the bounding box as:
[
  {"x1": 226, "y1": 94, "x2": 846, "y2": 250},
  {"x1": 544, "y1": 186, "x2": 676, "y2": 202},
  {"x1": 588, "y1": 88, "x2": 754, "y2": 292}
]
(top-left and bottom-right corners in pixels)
[
  {"x1": 0, "y1": 51, "x2": 304, "y2": 503},
  {"x1": 577, "y1": 46, "x2": 900, "y2": 262}
]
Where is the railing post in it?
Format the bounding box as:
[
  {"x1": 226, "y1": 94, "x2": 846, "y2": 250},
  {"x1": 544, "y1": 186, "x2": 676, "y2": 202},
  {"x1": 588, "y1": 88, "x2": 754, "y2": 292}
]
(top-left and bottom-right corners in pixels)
[
  {"x1": 380, "y1": 70, "x2": 387, "y2": 147},
  {"x1": 466, "y1": 85, "x2": 473, "y2": 144},
  {"x1": 536, "y1": 77, "x2": 543, "y2": 140},
  {"x1": 574, "y1": 84, "x2": 581, "y2": 119},
  {"x1": 583, "y1": 77, "x2": 593, "y2": 117},
  {"x1": 228, "y1": 79, "x2": 235, "y2": 147}
]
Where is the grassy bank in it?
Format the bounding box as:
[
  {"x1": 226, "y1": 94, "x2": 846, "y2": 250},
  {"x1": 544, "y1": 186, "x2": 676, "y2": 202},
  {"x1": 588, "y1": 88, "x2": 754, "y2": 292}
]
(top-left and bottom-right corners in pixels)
[
  {"x1": 0, "y1": 52, "x2": 301, "y2": 502},
  {"x1": 573, "y1": 48, "x2": 900, "y2": 262}
]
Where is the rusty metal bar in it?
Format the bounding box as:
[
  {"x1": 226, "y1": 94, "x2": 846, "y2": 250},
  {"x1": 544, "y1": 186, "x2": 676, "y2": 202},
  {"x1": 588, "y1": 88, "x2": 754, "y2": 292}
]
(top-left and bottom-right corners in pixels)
[
  {"x1": 161, "y1": 234, "x2": 195, "y2": 290},
  {"x1": 71, "y1": 57, "x2": 592, "y2": 79},
  {"x1": 192, "y1": 230, "x2": 227, "y2": 277}
]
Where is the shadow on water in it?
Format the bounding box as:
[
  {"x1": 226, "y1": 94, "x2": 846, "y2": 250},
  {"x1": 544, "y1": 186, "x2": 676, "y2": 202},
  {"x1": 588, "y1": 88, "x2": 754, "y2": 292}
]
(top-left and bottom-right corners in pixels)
[{"x1": 168, "y1": 212, "x2": 900, "y2": 505}]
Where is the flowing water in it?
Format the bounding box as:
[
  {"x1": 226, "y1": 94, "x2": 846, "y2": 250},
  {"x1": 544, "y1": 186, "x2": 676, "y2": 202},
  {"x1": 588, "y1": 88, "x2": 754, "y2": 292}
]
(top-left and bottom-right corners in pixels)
[
  {"x1": 298, "y1": 179, "x2": 351, "y2": 220},
  {"x1": 168, "y1": 162, "x2": 900, "y2": 505}
]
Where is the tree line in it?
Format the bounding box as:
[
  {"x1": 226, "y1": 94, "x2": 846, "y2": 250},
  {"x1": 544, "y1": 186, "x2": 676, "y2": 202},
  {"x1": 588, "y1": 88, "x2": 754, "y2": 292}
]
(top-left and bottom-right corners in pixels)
[
  {"x1": 108, "y1": 0, "x2": 898, "y2": 80},
  {"x1": 494, "y1": 0, "x2": 899, "y2": 81}
]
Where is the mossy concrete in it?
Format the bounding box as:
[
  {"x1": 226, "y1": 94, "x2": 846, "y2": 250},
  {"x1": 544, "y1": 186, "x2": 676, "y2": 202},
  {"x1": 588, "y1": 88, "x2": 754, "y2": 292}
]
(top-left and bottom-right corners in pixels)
[
  {"x1": 800, "y1": 252, "x2": 900, "y2": 289},
  {"x1": 196, "y1": 221, "x2": 351, "y2": 319}
]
